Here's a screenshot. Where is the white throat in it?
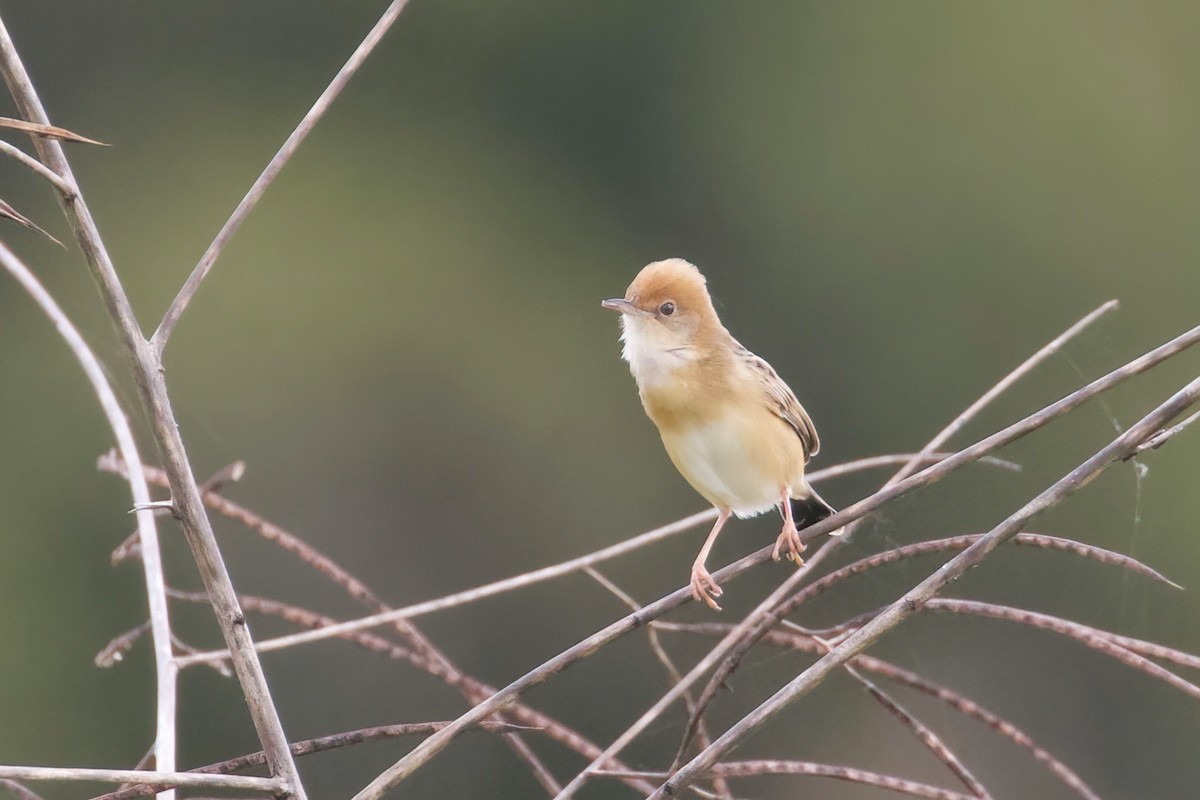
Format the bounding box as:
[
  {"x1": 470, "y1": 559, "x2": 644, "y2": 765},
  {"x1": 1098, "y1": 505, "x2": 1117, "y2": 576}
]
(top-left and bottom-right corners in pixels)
[{"x1": 619, "y1": 315, "x2": 696, "y2": 388}]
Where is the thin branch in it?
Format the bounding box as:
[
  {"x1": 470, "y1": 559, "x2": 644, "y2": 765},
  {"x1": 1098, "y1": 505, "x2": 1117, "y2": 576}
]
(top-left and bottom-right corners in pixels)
[
  {"x1": 661, "y1": 621, "x2": 1101, "y2": 800},
  {"x1": 583, "y1": 567, "x2": 733, "y2": 800},
  {"x1": 844, "y1": 665, "x2": 991, "y2": 799},
  {"x1": 163, "y1": 452, "x2": 1015, "y2": 664},
  {"x1": 150, "y1": 0, "x2": 414, "y2": 351},
  {"x1": 593, "y1": 762, "x2": 977, "y2": 800},
  {"x1": 670, "y1": 529, "x2": 1178, "y2": 767},
  {"x1": 0, "y1": 139, "x2": 74, "y2": 194},
  {"x1": 791, "y1": 532, "x2": 1180, "y2": 607},
  {"x1": 166, "y1": 590, "x2": 659, "y2": 797},
  {"x1": 0, "y1": 114, "x2": 107, "y2": 144},
  {"x1": 807, "y1": 453, "x2": 1021, "y2": 480},
  {"x1": 0, "y1": 16, "x2": 310, "y2": 793},
  {"x1": 550, "y1": 323, "x2": 1200, "y2": 800},
  {"x1": 925, "y1": 599, "x2": 1200, "y2": 678},
  {"x1": 0, "y1": 767, "x2": 279, "y2": 793},
  {"x1": 667, "y1": 300, "x2": 1130, "y2": 770},
  {"x1": 89, "y1": 721, "x2": 537, "y2": 800},
  {"x1": 0, "y1": 241, "x2": 177, "y2": 799},
  {"x1": 656, "y1": 375, "x2": 1200, "y2": 798},
  {"x1": 889, "y1": 300, "x2": 1119, "y2": 486},
  {"x1": 0, "y1": 779, "x2": 44, "y2": 800},
  {"x1": 0, "y1": 196, "x2": 62, "y2": 245},
  {"x1": 1128, "y1": 408, "x2": 1200, "y2": 458},
  {"x1": 94, "y1": 621, "x2": 152, "y2": 668},
  {"x1": 352, "y1": 322, "x2": 1200, "y2": 800},
  {"x1": 172, "y1": 508, "x2": 716, "y2": 666}
]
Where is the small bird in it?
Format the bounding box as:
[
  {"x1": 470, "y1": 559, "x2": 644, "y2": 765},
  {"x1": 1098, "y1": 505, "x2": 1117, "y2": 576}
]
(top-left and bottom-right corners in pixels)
[{"x1": 603, "y1": 258, "x2": 836, "y2": 610}]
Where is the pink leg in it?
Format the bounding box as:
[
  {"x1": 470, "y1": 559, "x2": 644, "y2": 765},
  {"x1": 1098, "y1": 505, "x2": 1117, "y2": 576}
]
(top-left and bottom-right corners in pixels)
[
  {"x1": 691, "y1": 509, "x2": 731, "y2": 611},
  {"x1": 772, "y1": 488, "x2": 807, "y2": 565}
]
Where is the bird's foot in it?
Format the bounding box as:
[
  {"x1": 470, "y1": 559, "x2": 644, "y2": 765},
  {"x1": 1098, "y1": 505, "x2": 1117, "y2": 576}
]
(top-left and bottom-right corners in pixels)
[
  {"x1": 772, "y1": 524, "x2": 806, "y2": 565},
  {"x1": 690, "y1": 563, "x2": 723, "y2": 611}
]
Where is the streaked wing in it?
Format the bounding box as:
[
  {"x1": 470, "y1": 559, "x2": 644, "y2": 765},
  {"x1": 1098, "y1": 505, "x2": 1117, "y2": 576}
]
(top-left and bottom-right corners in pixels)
[{"x1": 734, "y1": 341, "x2": 820, "y2": 459}]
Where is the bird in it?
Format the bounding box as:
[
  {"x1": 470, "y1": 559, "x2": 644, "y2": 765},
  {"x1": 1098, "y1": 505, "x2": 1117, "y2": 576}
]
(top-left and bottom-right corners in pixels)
[{"x1": 603, "y1": 258, "x2": 836, "y2": 610}]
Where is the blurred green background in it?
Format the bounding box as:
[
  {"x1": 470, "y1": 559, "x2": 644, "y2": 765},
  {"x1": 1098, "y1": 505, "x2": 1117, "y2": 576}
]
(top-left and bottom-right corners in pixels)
[{"x1": 1, "y1": 2, "x2": 1199, "y2": 798}]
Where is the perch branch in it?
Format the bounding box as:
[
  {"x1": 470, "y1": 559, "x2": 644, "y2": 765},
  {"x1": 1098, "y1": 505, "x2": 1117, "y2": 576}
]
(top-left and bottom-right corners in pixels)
[
  {"x1": 166, "y1": 451, "x2": 1016, "y2": 665},
  {"x1": 655, "y1": 375, "x2": 1200, "y2": 798},
  {"x1": 352, "y1": 321, "x2": 1200, "y2": 799},
  {"x1": 548, "y1": 319, "x2": 1200, "y2": 800},
  {"x1": 669, "y1": 300, "x2": 1129, "y2": 765}
]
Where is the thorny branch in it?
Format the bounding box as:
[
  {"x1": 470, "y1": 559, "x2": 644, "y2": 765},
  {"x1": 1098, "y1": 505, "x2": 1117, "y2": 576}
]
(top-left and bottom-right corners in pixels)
[{"x1": 0, "y1": 13, "x2": 308, "y2": 796}]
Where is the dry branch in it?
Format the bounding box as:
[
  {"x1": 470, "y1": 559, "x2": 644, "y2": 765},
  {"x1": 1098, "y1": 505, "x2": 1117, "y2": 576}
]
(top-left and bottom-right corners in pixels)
[
  {"x1": 655, "y1": 375, "x2": 1200, "y2": 797},
  {"x1": 151, "y1": 0, "x2": 414, "y2": 351},
  {"x1": 89, "y1": 721, "x2": 538, "y2": 800},
  {"x1": 661, "y1": 620, "x2": 1102, "y2": 800},
  {"x1": 542, "y1": 321, "x2": 1200, "y2": 800},
  {"x1": 0, "y1": 114, "x2": 106, "y2": 144},
  {"x1": 0, "y1": 241, "x2": 177, "y2": 797}
]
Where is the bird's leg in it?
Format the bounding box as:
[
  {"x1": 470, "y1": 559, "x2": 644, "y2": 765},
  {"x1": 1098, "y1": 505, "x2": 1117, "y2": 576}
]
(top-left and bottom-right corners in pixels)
[
  {"x1": 772, "y1": 489, "x2": 806, "y2": 565},
  {"x1": 691, "y1": 509, "x2": 731, "y2": 611}
]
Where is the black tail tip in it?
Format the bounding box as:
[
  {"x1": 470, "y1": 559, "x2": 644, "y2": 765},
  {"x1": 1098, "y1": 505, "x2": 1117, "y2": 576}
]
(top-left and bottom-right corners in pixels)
[{"x1": 789, "y1": 494, "x2": 836, "y2": 531}]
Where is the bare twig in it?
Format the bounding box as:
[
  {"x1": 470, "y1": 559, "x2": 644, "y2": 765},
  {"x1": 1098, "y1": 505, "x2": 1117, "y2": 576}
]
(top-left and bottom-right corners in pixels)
[
  {"x1": 889, "y1": 300, "x2": 1119, "y2": 486},
  {"x1": 668, "y1": 301, "x2": 1131, "y2": 767},
  {"x1": 661, "y1": 621, "x2": 1101, "y2": 800},
  {"x1": 352, "y1": 322, "x2": 1200, "y2": 800},
  {"x1": 166, "y1": 452, "x2": 1017, "y2": 664},
  {"x1": 554, "y1": 326, "x2": 1200, "y2": 800},
  {"x1": 165, "y1": 590, "x2": 659, "y2": 797},
  {"x1": 593, "y1": 762, "x2": 977, "y2": 800},
  {"x1": 0, "y1": 241, "x2": 177, "y2": 798},
  {"x1": 90, "y1": 721, "x2": 537, "y2": 800},
  {"x1": 0, "y1": 17, "x2": 306, "y2": 797},
  {"x1": 0, "y1": 114, "x2": 106, "y2": 144},
  {"x1": 199, "y1": 459, "x2": 247, "y2": 493},
  {"x1": 656, "y1": 376, "x2": 1200, "y2": 798},
  {"x1": 0, "y1": 197, "x2": 62, "y2": 245},
  {"x1": 671, "y1": 529, "x2": 1178, "y2": 766},
  {"x1": 0, "y1": 779, "x2": 44, "y2": 800},
  {"x1": 809, "y1": 453, "x2": 1021, "y2": 480},
  {"x1": 94, "y1": 621, "x2": 153, "y2": 668},
  {"x1": 150, "y1": 0, "x2": 414, "y2": 351},
  {"x1": 792, "y1": 532, "x2": 1179, "y2": 611},
  {"x1": 0, "y1": 139, "x2": 74, "y2": 194},
  {"x1": 845, "y1": 665, "x2": 991, "y2": 799},
  {"x1": 925, "y1": 599, "x2": 1200, "y2": 676},
  {"x1": 1128, "y1": 408, "x2": 1200, "y2": 458},
  {"x1": 584, "y1": 567, "x2": 733, "y2": 800},
  {"x1": 0, "y1": 767, "x2": 278, "y2": 794},
  {"x1": 173, "y1": 509, "x2": 716, "y2": 665}
]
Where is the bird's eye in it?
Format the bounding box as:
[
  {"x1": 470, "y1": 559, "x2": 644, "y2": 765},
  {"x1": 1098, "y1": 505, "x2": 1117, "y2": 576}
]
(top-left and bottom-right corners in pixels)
[{"x1": 659, "y1": 301, "x2": 676, "y2": 316}]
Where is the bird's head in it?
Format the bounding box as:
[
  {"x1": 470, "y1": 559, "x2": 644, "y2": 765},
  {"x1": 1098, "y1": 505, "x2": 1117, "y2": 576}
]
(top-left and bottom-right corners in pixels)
[{"x1": 602, "y1": 258, "x2": 724, "y2": 379}]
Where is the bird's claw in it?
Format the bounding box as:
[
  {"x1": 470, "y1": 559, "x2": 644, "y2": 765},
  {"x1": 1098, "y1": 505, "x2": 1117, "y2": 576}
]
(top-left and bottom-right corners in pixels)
[
  {"x1": 772, "y1": 525, "x2": 806, "y2": 566},
  {"x1": 690, "y1": 565, "x2": 723, "y2": 611}
]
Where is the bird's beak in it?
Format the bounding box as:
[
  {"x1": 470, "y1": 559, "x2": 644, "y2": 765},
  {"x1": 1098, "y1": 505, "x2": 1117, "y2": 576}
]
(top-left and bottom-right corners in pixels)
[{"x1": 602, "y1": 298, "x2": 651, "y2": 317}]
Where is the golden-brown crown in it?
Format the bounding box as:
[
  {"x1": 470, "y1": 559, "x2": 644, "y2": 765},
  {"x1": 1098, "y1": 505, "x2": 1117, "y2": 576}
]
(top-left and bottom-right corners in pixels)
[{"x1": 624, "y1": 258, "x2": 715, "y2": 318}]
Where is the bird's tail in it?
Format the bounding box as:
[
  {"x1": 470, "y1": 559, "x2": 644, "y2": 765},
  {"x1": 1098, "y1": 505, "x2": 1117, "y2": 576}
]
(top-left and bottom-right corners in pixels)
[{"x1": 789, "y1": 487, "x2": 840, "y2": 534}]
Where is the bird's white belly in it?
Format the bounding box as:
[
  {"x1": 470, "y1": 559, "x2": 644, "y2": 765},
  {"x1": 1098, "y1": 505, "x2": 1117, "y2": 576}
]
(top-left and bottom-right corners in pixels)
[{"x1": 667, "y1": 418, "x2": 783, "y2": 518}]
